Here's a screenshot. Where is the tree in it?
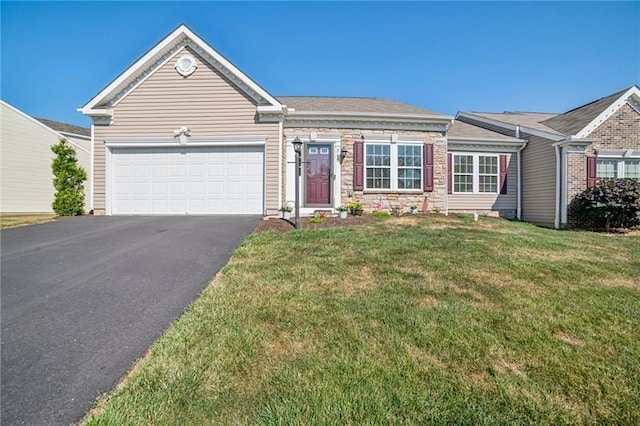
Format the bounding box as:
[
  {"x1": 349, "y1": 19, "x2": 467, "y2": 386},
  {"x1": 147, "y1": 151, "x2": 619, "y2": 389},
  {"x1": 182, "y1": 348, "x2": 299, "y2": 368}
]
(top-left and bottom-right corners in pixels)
[
  {"x1": 51, "y1": 138, "x2": 87, "y2": 216},
  {"x1": 570, "y1": 179, "x2": 640, "y2": 231}
]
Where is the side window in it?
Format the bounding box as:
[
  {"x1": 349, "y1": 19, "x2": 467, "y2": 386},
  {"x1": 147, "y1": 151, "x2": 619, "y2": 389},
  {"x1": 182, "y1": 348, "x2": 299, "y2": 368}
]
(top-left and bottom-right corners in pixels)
[
  {"x1": 365, "y1": 144, "x2": 391, "y2": 189},
  {"x1": 596, "y1": 159, "x2": 618, "y2": 179},
  {"x1": 453, "y1": 155, "x2": 474, "y2": 193}
]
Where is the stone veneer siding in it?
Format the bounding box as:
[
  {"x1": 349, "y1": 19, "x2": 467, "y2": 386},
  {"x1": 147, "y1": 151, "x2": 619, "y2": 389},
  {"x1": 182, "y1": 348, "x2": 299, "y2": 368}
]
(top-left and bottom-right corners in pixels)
[
  {"x1": 283, "y1": 127, "x2": 447, "y2": 213},
  {"x1": 566, "y1": 103, "x2": 640, "y2": 226}
]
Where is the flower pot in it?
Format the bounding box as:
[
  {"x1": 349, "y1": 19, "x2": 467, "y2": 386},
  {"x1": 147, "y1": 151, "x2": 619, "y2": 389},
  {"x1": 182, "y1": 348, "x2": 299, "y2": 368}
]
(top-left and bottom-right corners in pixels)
[
  {"x1": 282, "y1": 211, "x2": 291, "y2": 220},
  {"x1": 339, "y1": 210, "x2": 348, "y2": 219},
  {"x1": 351, "y1": 209, "x2": 363, "y2": 216},
  {"x1": 411, "y1": 208, "x2": 418, "y2": 215}
]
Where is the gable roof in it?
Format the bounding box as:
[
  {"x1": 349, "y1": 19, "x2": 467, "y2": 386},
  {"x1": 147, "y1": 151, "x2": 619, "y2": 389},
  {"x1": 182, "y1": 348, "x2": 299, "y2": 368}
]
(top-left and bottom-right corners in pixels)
[
  {"x1": 80, "y1": 24, "x2": 282, "y2": 116},
  {"x1": 541, "y1": 86, "x2": 635, "y2": 136},
  {"x1": 1, "y1": 100, "x2": 90, "y2": 153},
  {"x1": 460, "y1": 111, "x2": 565, "y2": 140},
  {"x1": 278, "y1": 96, "x2": 444, "y2": 116},
  {"x1": 458, "y1": 85, "x2": 640, "y2": 142},
  {"x1": 35, "y1": 117, "x2": 90, "y2": 137}
]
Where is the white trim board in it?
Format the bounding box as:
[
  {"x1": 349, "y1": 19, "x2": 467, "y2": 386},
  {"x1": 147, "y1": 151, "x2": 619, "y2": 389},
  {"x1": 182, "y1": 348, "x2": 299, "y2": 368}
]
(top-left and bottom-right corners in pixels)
[
  {"x1": 104, "y1": 135, "x2": 267, "y2": 148},
  {"x1": 576, "y1": 86, "x2": 640, "y2": 138}
]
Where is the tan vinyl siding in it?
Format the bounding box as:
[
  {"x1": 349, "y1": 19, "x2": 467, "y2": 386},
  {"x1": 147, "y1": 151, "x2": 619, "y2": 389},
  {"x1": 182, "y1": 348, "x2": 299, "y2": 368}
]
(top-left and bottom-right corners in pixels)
[
  {"x1": 1, "y1": 104, "x2": 90, "y2": 213},
  {"x1": 93, "y1": 46, "x2": 280, "y2": 213},
  {"x1": 521, "y1": 134, "x2": 556, "y2": 227},
  {"x1": 448, "y1": 152, "x2": 517, "y2": 213}
]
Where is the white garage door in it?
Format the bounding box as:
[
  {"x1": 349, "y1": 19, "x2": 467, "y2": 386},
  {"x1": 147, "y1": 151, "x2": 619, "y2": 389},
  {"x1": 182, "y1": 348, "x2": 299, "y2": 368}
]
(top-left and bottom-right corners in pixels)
[{"x1": 110, "y1": 146, "x2": 264, "y2": 214}]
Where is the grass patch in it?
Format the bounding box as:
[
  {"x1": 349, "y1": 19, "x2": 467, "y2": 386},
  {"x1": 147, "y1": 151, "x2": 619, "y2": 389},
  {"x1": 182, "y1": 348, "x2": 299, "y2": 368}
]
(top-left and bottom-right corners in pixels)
[
  {"x1": 84, "y1": 215, "x2": 640, "y2": 424},
  {"x1": 1, "y1": 214, "x2": 57, "y2": 228}
]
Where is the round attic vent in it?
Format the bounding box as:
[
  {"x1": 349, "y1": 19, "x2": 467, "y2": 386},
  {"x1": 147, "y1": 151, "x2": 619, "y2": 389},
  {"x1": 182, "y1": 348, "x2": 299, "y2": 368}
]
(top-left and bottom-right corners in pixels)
[{"x1": 175, "y1": 54, "x2": 197, "y2": 77}]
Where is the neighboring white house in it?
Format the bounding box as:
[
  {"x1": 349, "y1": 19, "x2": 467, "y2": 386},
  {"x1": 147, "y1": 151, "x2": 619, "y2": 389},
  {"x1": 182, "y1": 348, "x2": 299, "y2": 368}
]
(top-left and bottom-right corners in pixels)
[{"x1": 1, "y1": 100, "x2": 92, "y2": 214}]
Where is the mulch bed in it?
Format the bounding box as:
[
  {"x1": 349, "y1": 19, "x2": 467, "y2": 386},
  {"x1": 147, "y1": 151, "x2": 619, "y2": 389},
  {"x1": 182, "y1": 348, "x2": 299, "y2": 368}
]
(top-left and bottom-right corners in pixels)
[{"x1": 254, "y1": 214, "x2": 380, "y2": 233}]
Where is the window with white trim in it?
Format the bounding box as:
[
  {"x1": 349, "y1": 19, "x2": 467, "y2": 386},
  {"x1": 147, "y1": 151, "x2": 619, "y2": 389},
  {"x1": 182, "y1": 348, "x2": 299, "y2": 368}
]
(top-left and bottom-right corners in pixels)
[
  {"x1": 453, "y1": 154, "x2": 499, "y2": 194},
  {"x1": 365, "y1": 143, "x2": 422, "y2": 190},
  {"x1": 478, "y1": 156, "x2": 498, "y2": 193},
  {"x1": 624, "y1": 160, "x2": 640, "y2": 179},
  {"x1": 597, "y1": 158, "x2": 640, "y2": 180},
  {"x1": 398, "y1": 145, "x2": 422, "y2": 189}
]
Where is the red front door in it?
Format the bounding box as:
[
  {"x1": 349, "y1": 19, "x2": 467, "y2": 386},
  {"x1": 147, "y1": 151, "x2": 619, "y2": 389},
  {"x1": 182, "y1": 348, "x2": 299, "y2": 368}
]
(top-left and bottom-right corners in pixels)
[{"x1": 306, "y1": 145, "x2": 331, "y2": 205}]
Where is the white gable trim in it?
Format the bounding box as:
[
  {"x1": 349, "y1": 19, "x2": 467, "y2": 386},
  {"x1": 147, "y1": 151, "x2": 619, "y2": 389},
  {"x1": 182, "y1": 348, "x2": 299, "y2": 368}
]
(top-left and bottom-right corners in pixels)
[
  {"x1": 80, "y1": 24, "x2": 282, "y2": 115},
  {"x1": 1, "y1": 100, "x2": 90, "y2": 154},
  {"x1": 576, "y1": 86, "x2": 640, "y2": 138}
]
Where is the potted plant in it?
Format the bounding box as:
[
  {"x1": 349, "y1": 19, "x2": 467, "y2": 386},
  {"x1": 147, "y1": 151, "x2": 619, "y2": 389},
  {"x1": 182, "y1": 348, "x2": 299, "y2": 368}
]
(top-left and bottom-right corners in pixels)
[
  {"x1": 391, "y1": 205, "x2": 402, "y2": 216},
  {"x1": 348, "y1": 201, "x2": 364, "y2": 216},
  {"x1": 279, "y1": 205, "x2": 292, "y2": 220},
  {"x1": 410, "y1": 205, "x2": 418, "y2": 215},
  {"x1": 336, "y1": 205, "x2": 349, "y2": 219}
]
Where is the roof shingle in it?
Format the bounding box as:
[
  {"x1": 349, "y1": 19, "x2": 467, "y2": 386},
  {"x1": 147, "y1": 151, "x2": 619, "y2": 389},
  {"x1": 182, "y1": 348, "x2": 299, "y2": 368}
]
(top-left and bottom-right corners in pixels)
[
  {"x1": 35, "y1": 118, "x2": 90, "y2": 137},
  {"x1": 277, "y1": 96, "x2": 445, "y2": 116},
  {"x1": 447, "y1": 119, "x2": 520, "y2": 141},
  {"x1": 541, "y1": 86, "x2": 633, "y2": 136},
  {"x1": 468, "y1": 111, "x2": 563, "y2": 136}
]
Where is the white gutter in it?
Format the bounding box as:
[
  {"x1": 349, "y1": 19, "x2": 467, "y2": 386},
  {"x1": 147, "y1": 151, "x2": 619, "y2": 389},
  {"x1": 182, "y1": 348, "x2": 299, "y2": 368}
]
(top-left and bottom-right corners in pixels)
[
  {"x1": 447, "y1": 137, "x2": 524, "y2": 146},
  {"x1": 286, "y1": 110, "x2": 454, "y2": 123},
  {"x1": 554, "y1": 145, "x2": 561, "y2": 229},
  {"x1": 517, "y1": 141, "x2": 527, "y2": 220},
  {"x1": 77, "y1": 107, "x2": 113, "y2": 117},
  {"x1": 90, "y1": 123, "x2": 95, "y2": 213},
  {"x1": 277, "y1": 118, "x2": 283, "y2": 208},
  {"x1": 560, "y1": 147, "x2": 568, "y2": 225}
]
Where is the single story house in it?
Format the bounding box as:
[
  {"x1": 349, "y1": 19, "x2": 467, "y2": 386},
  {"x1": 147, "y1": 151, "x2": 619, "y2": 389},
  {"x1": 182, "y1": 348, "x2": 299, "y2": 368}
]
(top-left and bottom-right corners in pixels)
[
  {"x1": 79, "y1": 24, "x2": 638, "y2": 227},
  {"x1": 0, "y1": 100, "x2": 91, "y2": 214},
  {"x1": 457, "y1": 85, "x2": 640, "y2": 228}
]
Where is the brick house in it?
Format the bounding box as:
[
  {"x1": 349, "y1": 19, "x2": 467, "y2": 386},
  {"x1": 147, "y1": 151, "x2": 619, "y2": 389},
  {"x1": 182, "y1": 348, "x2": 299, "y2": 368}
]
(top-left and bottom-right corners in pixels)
[{"x1": 80, "y1": 24, "x2": 637, "y2": 227}]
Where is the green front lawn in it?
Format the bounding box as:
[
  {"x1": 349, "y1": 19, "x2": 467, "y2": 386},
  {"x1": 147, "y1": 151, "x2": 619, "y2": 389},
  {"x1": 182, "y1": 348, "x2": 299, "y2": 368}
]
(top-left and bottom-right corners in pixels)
[{"x1": 85, "y1": 215, "x2": 640, "y2": 424}]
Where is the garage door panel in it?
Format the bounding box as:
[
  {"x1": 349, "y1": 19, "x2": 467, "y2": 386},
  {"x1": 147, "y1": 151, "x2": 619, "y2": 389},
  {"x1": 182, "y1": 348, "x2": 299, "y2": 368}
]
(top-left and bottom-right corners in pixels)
[{"x1": 111, "y1": 146, "x2": 264, "y2": 214}]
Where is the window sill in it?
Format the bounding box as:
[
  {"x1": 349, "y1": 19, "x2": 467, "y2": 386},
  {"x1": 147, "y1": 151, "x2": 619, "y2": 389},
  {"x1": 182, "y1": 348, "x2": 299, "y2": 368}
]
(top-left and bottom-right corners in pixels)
[
  {"x1": 363, "y1": 190, "x2": 424, "y2": 194},
  {"x1": 451, "y1": 192, "x2": 499, "y2": 195}
]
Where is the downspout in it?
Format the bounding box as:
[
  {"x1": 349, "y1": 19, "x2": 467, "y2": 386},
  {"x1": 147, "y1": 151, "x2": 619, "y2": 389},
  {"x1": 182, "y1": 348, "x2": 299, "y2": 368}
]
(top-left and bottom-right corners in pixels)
[
  {"x1": 560, "y1": 146, "x2": 568, "y2": 225},
  {"x1": 554, "y1": 145, "x2": 561, "y2": 229},
  {"x1": 517, "y1": 144, "x2": 526, "y2": 220},
  {"x1": 90, "y1": 123, "x2": 95, "y2": 213},
  {"x1": 277, "y1": 117, "x2": 283, "y2": 210},
  {"x1": 515, "y1": 126, "x2": 523, "y2": 220}
]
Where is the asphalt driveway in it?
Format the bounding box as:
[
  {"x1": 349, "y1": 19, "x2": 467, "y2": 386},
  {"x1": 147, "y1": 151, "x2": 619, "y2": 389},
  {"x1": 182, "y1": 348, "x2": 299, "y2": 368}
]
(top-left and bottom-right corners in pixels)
[{"x1": 1, "y1": 215, "x2": 260, "y2": 425}]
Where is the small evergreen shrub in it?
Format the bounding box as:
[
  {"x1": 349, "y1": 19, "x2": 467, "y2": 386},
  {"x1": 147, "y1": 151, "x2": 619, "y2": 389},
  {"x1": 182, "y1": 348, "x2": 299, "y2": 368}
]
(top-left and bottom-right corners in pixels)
[
  {"x1": 371, "y1": 211, "x2": 391, "y2": 218},
  {"x1": 570, "y1": 179, "x2": 640, "y2": 231},
  {"x1": 51, "y1": 138, "x2": 87, "y2": 216}
]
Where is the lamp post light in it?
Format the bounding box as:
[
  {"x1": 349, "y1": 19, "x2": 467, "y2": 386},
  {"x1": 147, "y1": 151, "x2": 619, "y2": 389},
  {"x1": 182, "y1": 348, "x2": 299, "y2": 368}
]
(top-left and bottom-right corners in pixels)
[{"x1": 292, "y1": 136, "x2": 303, "y2": 229}]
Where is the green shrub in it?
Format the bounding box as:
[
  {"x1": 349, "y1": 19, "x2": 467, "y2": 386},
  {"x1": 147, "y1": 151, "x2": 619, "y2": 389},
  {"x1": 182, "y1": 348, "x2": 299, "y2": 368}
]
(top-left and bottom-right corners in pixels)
[
  {"x1": 51, "y1": 138, "x2": 87, "y2": 216},
  {"x1": 570, "y1": 179, "x2": 640, "y2": 231},
  {"x1": 371, "y1": 211, "x2": 391, "y2": 218}
]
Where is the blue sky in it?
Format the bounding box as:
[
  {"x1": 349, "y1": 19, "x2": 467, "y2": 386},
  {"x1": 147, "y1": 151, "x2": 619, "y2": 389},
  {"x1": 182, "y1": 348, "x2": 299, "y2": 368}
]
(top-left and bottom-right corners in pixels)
[{"x1": 1, "y1": 1, "x2": 638, "y2": 127}]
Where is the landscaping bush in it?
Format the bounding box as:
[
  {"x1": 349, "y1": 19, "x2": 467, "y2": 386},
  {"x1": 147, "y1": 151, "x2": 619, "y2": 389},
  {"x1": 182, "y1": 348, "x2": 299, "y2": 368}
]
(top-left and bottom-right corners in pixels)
[
  {"x1": 570, "y1": 179, "x2": 640, "y2": 231},
  {"x1": 51, "y1": 138, "x2": 87, "y2": 216}
]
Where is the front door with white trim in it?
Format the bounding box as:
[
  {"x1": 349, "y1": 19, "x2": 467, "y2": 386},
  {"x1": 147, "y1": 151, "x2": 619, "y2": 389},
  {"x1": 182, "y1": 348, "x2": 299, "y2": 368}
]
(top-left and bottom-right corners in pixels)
[
  {"x1": 110, "y1": 146, "x2": 264, "y2": 214},
  {"x1": 305, "y1": 144, "x2": 331, "y2": 206}
]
